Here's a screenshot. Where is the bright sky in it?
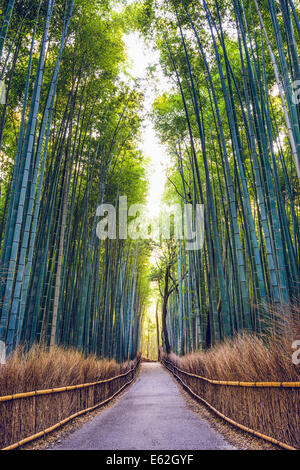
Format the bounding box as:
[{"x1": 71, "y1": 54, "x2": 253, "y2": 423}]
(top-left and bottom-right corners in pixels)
[
  {"x1": 122, "y1": 31, "x2": 174, "y2": 318},
  {"x1": 122, "y1": 32, "x2": 172, "y2": 217}
]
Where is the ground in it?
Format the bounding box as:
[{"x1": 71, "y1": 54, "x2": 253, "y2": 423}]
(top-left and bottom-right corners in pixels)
[{"x1": 20, "y1": 362, "x2": 278, "y2": 451}]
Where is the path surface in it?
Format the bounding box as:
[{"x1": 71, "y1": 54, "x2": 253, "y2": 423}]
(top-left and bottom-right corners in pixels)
[{"x1": 51, "y1": 363, "x2": 235, "y2": 450}]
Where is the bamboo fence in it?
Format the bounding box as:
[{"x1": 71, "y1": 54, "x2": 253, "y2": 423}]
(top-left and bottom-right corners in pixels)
[
  {"x1": 0, "y1": 358, "x2": 140, "y2": 450},
  {"x1": 162, "y1": 357, "x2": 300, "y2": 450}
]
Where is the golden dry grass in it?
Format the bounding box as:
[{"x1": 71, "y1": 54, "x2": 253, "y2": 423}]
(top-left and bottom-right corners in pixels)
[
  {"x1": 162, "y1": 304, "x2": 300, "y2": 448},
  {"x1": 0, "y1": 346, "x2": 140, "y2": 449},
  {"x1": 0, "y1": 345, "x2": 137, "y2": 396}
]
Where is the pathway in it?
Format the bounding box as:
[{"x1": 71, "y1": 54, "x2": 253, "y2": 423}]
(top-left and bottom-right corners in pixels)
[{"x1": 51, "y1": 363, "x2": 235, "y2": 450}]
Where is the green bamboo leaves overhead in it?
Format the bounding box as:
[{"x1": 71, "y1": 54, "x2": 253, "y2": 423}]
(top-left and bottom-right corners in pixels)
[
  {"x1": 0, "y1": 0, "x2": 150, "y2": 361},
  {"x1": 150, "y1": 0, "x2": 300, "y2": 353},
  {"x1": 0, "y1": 0, "x2": 14, "y2": 61},
  {"x1": 0, "y1": 0, "x2": 299, "y2": 361}
]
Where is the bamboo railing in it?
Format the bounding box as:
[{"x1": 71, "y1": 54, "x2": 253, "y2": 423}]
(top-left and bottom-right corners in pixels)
[
  {"x1": 0, "y1": 358, "x2": 140, "y2": 450},
  {"x1": 162, "y1": 358, "x2": 300, "y2": 450}
]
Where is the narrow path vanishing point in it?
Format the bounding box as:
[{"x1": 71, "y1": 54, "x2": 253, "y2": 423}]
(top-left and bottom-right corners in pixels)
[{"x1": 51, "y1": 363, "x2": 235, "y2": 450}]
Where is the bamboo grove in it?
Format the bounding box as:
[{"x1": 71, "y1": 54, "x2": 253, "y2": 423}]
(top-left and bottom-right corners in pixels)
[
  {"x1": 0, "y1": 0, "x2": 299, "y2": 362},
  {"x1": 150, "y1": 0, "x2": 300, "y2": 354},
  {"x1": 0, "y1": 0, "x2": 151, "y2": 360}
]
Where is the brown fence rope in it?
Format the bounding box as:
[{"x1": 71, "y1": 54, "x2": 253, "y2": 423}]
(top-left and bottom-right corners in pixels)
[
  {"x1": 163, "y1": 359, "x2": 300, "y2": 388},
  {"x1": 162, "y1": 358, "x2": 298, "y2": 451},
  {"x1": 1, "y1": 358, "x2": 140, "y2": 450},
  {"x1": 0, "y1": 363, "x2": 140, "y2": 403}
]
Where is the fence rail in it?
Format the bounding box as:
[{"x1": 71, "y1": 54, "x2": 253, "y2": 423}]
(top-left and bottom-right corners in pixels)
[
  {"x1": 163, "y1": 359, "x2": 300, "y2": 388},
  {"x1": 162, "y1": 358, "x2": 299, "y2": 450},
  {"x1": 0, "y1": 358, "x2": 140, "y2": 450}
]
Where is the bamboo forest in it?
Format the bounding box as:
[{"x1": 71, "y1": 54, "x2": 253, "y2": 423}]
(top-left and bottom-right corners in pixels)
[{"x1": 0, "y1": 0, "x2": 299, "y2": 453}]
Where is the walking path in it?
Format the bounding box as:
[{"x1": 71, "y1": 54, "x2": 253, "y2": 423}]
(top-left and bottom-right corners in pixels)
[{"x1": 51, "y1": 363, "x2": 235, "y2": 450}]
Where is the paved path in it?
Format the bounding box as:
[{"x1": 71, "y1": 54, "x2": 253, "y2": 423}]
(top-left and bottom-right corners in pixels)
[{"x1": 51, "y1": 363, "x2": 235, "y2": 450}]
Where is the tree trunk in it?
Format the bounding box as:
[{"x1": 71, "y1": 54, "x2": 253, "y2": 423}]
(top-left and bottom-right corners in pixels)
[
  {"x1": 155, "y1": 301, "x2": 160, "y2": 360},
  {"x1": 162, "y1": 264, "x2": 171, "y2": 354}
]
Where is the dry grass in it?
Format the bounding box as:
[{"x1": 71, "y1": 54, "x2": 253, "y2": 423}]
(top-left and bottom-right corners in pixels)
[
  {"x1": 162, "y1": 304, "x2": 300, "y2": 449},
  {"x1": 0, "y1": 346, "x2": 140, "y2": 449},
  {"x1": 0, "y1": 345, "x2": 136, "y2": 396}
]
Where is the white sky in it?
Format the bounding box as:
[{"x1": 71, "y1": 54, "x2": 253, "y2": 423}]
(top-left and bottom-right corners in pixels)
[
  {"x1": 122, "y1": 32, "x2": 172, "y2": 217},
  {"x1": 121, "y1": 31, "x2": 175, "y2": 312},
  {"x1": 114, "y1": 0, "x2": 178, "y2": 318}
]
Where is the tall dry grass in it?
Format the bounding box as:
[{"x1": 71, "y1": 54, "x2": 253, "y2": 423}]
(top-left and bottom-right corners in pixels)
[
  {"x1": 162, "y1": 303, "x2": 300, "y2": 448},
  {"x1": 0, "y1": 345, "x2": 137, "y2": 396},
  {"x1": 0, "y1": 346, "x2": 140, "y2": 449}
]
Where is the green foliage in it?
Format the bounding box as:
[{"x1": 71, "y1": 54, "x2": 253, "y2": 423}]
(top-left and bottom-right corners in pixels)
[
  {"x1": 0, "y1": 0, "x2": 151, "y2": 361},
  {"x1": 149, "y1": 0, "x2": 300, "y2": 354}
]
